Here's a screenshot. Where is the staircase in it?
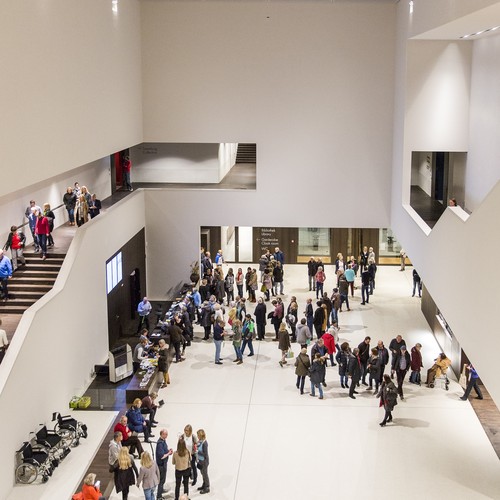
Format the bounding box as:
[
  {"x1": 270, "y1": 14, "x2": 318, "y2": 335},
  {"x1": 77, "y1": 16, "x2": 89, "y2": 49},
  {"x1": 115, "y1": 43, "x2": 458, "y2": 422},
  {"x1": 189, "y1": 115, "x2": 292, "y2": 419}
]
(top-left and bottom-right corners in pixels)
[
  {"x1": 235, "y1": 143, "x2": 257, "y2": 163},
  {"x1": 0, "y1": 251, "x2": 64, "y2": 314}
]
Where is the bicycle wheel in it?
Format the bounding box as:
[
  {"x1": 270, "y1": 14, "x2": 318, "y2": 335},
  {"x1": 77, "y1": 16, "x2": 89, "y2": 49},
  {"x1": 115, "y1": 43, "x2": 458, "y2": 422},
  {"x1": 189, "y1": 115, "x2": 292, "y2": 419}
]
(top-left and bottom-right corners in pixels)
[{"x1": 16, "y1": 463, "x2": 38, "y2": 484}]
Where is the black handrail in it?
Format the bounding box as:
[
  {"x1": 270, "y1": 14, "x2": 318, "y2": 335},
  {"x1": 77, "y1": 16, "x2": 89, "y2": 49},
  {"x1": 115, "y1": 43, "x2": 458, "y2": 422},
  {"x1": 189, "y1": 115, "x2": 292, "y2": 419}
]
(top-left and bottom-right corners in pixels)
[{"x1": 16, "y1": 203, "x2": 66, "y2": 230}]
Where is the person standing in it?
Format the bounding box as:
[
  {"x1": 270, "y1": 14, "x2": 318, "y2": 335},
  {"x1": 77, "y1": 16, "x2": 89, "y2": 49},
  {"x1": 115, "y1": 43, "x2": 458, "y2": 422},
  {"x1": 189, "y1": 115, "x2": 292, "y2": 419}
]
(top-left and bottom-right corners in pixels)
[
  {"x1": 409, "y1": 343, "x2": 423, "y2": 385},
  {"x1": 172, "y1": 437, "x2": 192, "y2": 500},
  {"x1": 271, "y1": 299, "x2": 283, "y2": 341},
  {"x1": 254, "y1": 297, "x2": 267, "y2": 341},
  {"x1": 3, "y1": 226, "x2": 26, "y2": 271},
  {"x1": 241, "y1": 314, "x2": 255, "y2": 357},
  {"x1": 273, "y1": 261, "x2": 284, "y2": 296},
  {"x1": 358, "y1": 336, "x2": 371, "y2": 386},
  {"x1": 224, "y1": 268, "x2": 235, "y2": 306},
  {"x1": 182, "y1": 424, "x2": 199, "y2": 487},
  {"x1": 137, "y1": 450, "x2": 160, "y2": 500},
  {"x1": 313, "y1": 301, "x2": 325, "y2": 339},
  {"x1": 304, "y1": 298, "x2": 314, "y2": 336},
  {"x1": 399, "y1": 249, "x2": 406, "y2": 271},
  {"x1": 314, "y1": 266, "x2": 326, "y2": 300},
  {"x1": 330, "y1": 288, "x2": 340, "y2": 324},
  {"x1": 394, "y1": 345, "x2": 411, "y2": 400},
  {"x1": 367, "y1": 348, "x2": 382, "y2": 392},
  {"x1": 196, "y1": 429, "x2": 210, "y2": 495},
  {"x1": 295, "y1": 318, "x2": 312, "y2": 347},
  {"x1": 336, "y1": 342, "x2": 350, "y2": 389},
  {"x1": 460, "y1": 364, "x2": 483, "y2": 401},
  {"x1": 348, "y1": 347, "x2": 362, "y2": 399},
  {"x1": 137, "y1": 297, "x2": 152, "y2": 333},
  {"x1": 412, "y1": 269, "x2": 422, "y2": 297},
  {"x1": 213, "y1": 319, "x2": 226, "y2": 365},
  {"x1": 231, "y1": 318, "x2": 243, "y2": 364},
  {"x1": 278, "y1": 323, "x2": 291, "y2": 367},
  {"x1": 235, "y1": 268, "x2": 244, "y2": 298},
  {"x1": 274, "y1": 247, "x2": 284, "y2": 269},
  {"x1": 63, "y1": 187, "x2": 77, "y2": 226},
  {"x1": 309, "y1": 353, "x2": 326, "y2": 399},
  {"x1": 0, "y1": 318, "x2": 9, "y2": 364},
  {"x1": 75, "y1": 194, "x2": 89, "y2": 227},
  {"x1": 0, "y1": 250, "x2": 13, "y2": 301},
  {"x1": 43, "y1": 203, "x2": 56, "y2": 247},
  {"x1": 344, "y1": 264, "x2": 355, "y2": 297},
  {"x1": 156, "y1": 429, "x2": 173, "y2": 499},
  {"x1": 377, "y1": 374, "x2": 398, "y2": 426},
  {"x1": 376, "y1": 340, "x2": 390, "y2": 383},
  {"x1": 361, "y1": 266, "x2": 371, "y2": 305},
  {"x1": 307, "y1": 257, "x2": 317, "y2": 291},
  {"x1": 35, "y1": 210, "x2": 50, "y2": 260},
  {"x1": 89, "y1": 194, "x2": 102, "y2": 219},
  {"x1": 338, "y1": 274, "x2": 350, "y2": 311},
  {"x1": 123, "y1": 155, "x2": 133, "y2": 191},
  {"x1": 157, "y1": 338, "x2": 170, "y2": 388},
  {"x1": 389, "y1": 335, "x2": 406, "y2": 377},
  {"x1": 294, "y1": 347, "x2": 311, "y2": 395}
]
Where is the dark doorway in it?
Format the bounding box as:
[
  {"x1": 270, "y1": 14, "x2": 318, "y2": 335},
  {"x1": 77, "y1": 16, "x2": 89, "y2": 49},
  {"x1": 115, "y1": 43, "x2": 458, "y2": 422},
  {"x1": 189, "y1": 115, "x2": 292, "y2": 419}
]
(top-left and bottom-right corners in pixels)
[{"x1": 434, "y1": 152, "x2": 446, "y2": 203}]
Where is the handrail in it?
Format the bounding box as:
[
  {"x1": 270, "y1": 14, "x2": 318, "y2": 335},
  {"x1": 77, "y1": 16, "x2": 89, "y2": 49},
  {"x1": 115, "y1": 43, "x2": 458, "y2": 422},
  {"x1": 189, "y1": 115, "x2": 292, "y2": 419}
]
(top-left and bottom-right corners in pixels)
[{"x1": 16, "y1": 203, "x2": 66, "y2": 230}]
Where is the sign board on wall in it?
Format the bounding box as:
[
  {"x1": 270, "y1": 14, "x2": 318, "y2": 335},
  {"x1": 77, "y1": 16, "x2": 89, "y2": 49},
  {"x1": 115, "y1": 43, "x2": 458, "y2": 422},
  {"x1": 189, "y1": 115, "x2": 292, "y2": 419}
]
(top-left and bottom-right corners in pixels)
[{"x1": 253, "y1": 227, "x2": 298, "y2": 263}]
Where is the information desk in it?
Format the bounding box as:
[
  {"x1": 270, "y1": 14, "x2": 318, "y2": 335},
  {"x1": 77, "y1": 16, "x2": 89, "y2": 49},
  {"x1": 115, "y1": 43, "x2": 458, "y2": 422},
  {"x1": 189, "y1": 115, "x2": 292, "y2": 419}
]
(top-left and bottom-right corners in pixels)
[{"x1": 126, "y1": 366, "x2": 161, "y2": 404}]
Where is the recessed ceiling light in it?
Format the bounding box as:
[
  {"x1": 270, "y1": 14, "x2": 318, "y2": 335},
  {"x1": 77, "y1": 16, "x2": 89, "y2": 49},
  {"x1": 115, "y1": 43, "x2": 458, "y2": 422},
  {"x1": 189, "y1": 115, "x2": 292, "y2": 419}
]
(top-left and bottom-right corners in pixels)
[{"x1": 460, "y1": 25, "x2": 500, "y2": 39}]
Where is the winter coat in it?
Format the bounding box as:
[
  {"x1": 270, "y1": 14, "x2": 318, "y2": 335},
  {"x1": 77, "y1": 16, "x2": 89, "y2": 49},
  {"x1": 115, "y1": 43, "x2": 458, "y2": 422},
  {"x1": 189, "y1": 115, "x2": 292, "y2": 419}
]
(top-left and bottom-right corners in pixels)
[
  {"x1": 114, "y1": 465, "x2": 136, "y2": 493},
  {"x1": 379, "y1": 380, "x2": 398, "y2": 411},
  {"x1": 309, "y1": 359, "x2": 326, "y2": 385},
  {"x1": 201, "y1": 304, "x2": 213, "y2": 328},
  {"x1": 254, "y1": 302, "x2": 267, "y2": 325},
  {"x1": 410, "y1": 347, "x2": 423, "y2": 371},
  {"x1": 157, "y1": 347, "x2": 168, "y2": 373},
  {"x1": 358, "y1": 341, "x2": 371, "y2": 363},
  {"x1": 294, "y1": 352, "x2": 311, "y2": 377},
  {"x1": 273, "y1": 266, "x2": 283, "y2": 283},
  {"x1": 278, "y1": 328, "x2": 291, "y2": 351},
  {"x1": 368, "y1": 354, "x2": 382, "y2": 380},
  {"x1": 432, "y1": 356, "x2": 451, "y2": 378},
  {"x1": 394, "y1": 351, "x2": 411, "y2": 373},
  {"x1": 336, "y1": 349, "x2": 349, "y2": 376},
  {"x1": 295, "y1": 324, "x2": 312, "y2": 345},
  {"x1": 331, "y1": 292, "x2": 341, "y2": 310},
  {"x1": 126, "y1": 406, "x2": 146, "y2": 433},
  {"x1": 322, "y1": 333, "x2": 336, "y2": 355},
  {"x1": 347, "y1": 354, "x2": 362, "y2": 379},
  {"x1": 313, "y1": 307, "x2": 324, "y2": 329},
  {"x1": 225, "y1": 274, "x2": 234, "y2": 292}
]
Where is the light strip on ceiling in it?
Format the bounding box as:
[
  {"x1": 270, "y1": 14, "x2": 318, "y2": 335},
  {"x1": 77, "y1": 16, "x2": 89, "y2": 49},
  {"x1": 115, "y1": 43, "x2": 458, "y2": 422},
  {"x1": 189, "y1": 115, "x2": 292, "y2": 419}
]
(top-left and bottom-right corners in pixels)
[{"x1": 460, "y1": 26, "x2": 500, "y2": 39}]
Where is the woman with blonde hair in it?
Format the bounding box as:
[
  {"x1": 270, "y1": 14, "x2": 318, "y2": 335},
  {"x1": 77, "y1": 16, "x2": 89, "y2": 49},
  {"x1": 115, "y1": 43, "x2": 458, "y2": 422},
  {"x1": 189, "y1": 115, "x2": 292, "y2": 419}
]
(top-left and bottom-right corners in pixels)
[
  {"x1": 114, "y1": 447, "x2": 137, "y2": 500},
  {"x1": 82, "y1": 472, "x2": 104, "y2": 500},
  {"x1": 172, "y1": 436, "x2": 192, "y2": 500},
  {"x1": 196, "y1": 429, "x2": 210, "y2": 494},
  {"x1": 75, "y1": 194, "x2": 89, "y2": 227},
  {"x1": 182, "y1": 424, "x2": 199, "y2": 486},
  {"x1": 137, "y1": 450, "x2": 160, "y2": 500}
]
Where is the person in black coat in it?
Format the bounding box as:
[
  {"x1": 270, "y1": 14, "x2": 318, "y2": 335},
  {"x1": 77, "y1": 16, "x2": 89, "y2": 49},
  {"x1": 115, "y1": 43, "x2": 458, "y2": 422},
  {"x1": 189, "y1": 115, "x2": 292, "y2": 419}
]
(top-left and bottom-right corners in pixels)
[
  {"x1": 254, "y1": 297, "x2": 267, "y2": 340},
  {"x1": 348, "y1": 347, "x2": 362, "y2": 399},
  {"x1": 336, "y1": 342, "x2": 351, "y2": 389},
  {"x1": 357, "y1": 336, "x2": 371, "y2": 386},
  {"x1": 376, "y1": 340, "x2": 390, "y2": 383},
  {"x1": 307, "y1": 257, "x2": 317, "y2": 291},
  {"x1": 389, "y1": 335, "x2": 406, "y2": 374},
  {"x1": 309, "y1": 354, "x2": 326, "y2": 399},
  {"x1": 393, "y1": 345, "x2": 411, "y2": 399},
  {"x1": 313, "y1": 301, "x2": 324, "y2": 339}
]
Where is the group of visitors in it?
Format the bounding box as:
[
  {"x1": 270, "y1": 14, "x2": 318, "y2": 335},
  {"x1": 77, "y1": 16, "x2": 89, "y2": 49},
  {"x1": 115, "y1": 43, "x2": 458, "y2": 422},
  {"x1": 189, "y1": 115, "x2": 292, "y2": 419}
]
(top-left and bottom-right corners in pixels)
[
  {"x1": 110, "y1": 414, "x2": 209, "y2": 500},
  {"x1": 63, "y1": 182, "x2": 101, "y2": 227}
]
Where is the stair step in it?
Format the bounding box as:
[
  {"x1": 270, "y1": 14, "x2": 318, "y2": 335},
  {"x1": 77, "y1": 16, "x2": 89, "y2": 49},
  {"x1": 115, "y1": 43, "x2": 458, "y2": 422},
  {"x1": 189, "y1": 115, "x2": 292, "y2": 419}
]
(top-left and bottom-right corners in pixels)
[
  {"x1": 0, "y1": 304, "x2": 29, "y2": 314},
  {"x1": 15, "y1": 264, "x2": 62, "y2": 272},
  {"x1": 7, "y1": 290, "x2": 47, "y2": 299},
  {"x1": 0, "y1": 298, "x2": 37, "y2": 307},
  {"x1": 23, "y1": 252, "x2": 66, "y2": 259},
  {"x1": 10, "y1": 277, "x2": 56, "y2": 286}
]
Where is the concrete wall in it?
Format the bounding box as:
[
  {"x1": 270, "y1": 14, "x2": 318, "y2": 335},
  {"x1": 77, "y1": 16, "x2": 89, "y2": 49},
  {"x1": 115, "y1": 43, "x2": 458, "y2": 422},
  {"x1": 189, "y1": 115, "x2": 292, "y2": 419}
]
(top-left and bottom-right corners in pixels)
[
  {"x1": 141, "y1": 1, "x2": 397, "y2": 227},
  {"x1": 0, "y1": 0, "x2": 143, "y2": 199},
  {"x1": 0, "y1": 192, "x2": 146, "y2": 498}
]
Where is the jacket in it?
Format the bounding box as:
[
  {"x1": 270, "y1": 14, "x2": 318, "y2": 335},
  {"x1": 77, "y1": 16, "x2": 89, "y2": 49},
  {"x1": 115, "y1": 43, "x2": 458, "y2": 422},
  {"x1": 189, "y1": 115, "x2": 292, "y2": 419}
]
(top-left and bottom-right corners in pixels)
[
  {"x1": 197, "y1": 440, "x2": 209, "y2": 466},
  {"x1": 378, "y1": 380, "x2": 398, "y2": 411},
  {"x1": 377, "y1": 346, "x2": 389, "y2": 366},
  {"x1": 114, "y1": 465, "x2": 136, "y2": 493},
  {"x1": 322, "y1": 333, "x2": 336, "y2": 355},
  {"x1": 410, "y1": 346, "x2": 423, "y2": 371},
  {"x1": 394, "y1": 351, "x2": 411, "y2": 372},
  {"x1": 358, "y1": 341, "x2": 371, "y2": 363},
  {"x1": 63, "y1": 191, "x2": 77, "y2": 209},
  {"x1": 126, "y1": 406, "x2": 145, "y2": 433},
  {"x1": 310, "y1": 342, "x2": 327, "y2": 363},
  {"x1": 278, "y1": 328, "x2": 291, "y2": 351},
  {"x1": 368, "y1": 354, "x2": 382, "y2": 379},
  {"x1": 82, "y1": 484, "x2": 103, "y2": 500},
  {"x1": 294, "y1": 352, "x2": 311, "y2": 377},
  {"x1": 0, "y1": 255, "x2": 13, "y2": 278},
  {"x1": 273, "y1": 266, "x2": 283, "y2": 283},
  {"x1": 172, "y1": 451, "x2": 191, "y2": 471},
  {"x1": 137, "y1": 463, "x2": 160, "y2": 490},
  {"x1": 336, "y1": 349, "x2": 349, "y2": 376},
  {"x1": 295, "y1": 323, "x2": 312, "y2": 345},
  {"x1": 313, "y1": 307, "x2": 324, "y2": 328},
  {"x1": 254, "y1": 302, "x2": 267, "y2": 325},
  {"x1": 309, "y1": 358, "x2": 326, "y2": 385},
  {"x1": 156, "y1": 437, "x2": 170, "y2": 467},
  {"x1": 348, "y1": 353, "x2": 362, "y2": 379}
]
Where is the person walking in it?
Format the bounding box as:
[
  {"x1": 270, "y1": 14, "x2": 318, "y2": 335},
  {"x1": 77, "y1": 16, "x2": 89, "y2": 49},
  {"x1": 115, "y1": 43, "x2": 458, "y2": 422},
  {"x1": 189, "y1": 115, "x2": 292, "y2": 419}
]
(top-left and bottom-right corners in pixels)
[
  {"x1": 231, "y1": 318, "x2": 243, "y2": 364},
  {"x1": 196, "y1": 429, "x2": 210, "y2": 495},
  {"x1": 0, "y1": 249, "x2": 13, "y2": 301},
  {"x1": 172, "y1": 436, "x2": 192, "y2": 500},
  {"x1": 460, "y1": 364, "x2": 483, "y2": 401},
  {"x1": 63, "y1": 186, "x2": 77, "y2": 225},
  {"x1": 315, "y1": 266, "x2": 326, "y2": 300},
  {"x1": 294, "y1": 347, "x2": 311, "y2": 395},
  {"x1": 394, "y1": 345, "x2": 411, "y2": 400},
  {"x1": 367, "y1": 348, "x2": 382, "y2": 392},
  {"x1": 241, "y1": 314, "x2": 255, "y2": 357},
  {"x1": 336, "y1": 342, "x2": 350, "y2": 389},
  {"x1": 412, "y1": 269, "x2": 422, "y2": 297},
  {"x1": 123, "y1": 155, "x2": 133, "y2": 191},
  {"x1": 137, "y1": 450, "x2": 160, "y2": 500},
  {"x1": 114, "y1": 447, "x2": 137, "y2": 500},
  {"x1": 409, "y1": 343, "x2": 423, "y2": 385},
  {"x1": 377, "y1": 374, "x2": 398, "y2": 426}
]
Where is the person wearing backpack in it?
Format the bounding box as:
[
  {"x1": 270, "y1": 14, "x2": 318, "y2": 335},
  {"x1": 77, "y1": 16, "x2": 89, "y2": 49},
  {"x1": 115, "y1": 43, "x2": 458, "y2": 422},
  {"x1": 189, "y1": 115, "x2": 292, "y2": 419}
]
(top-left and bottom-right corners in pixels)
[
  {"x1": 240, "y1": 314, "x2": 255, "y2": 357},
  {"x1": 377, "y1": 374, "x2": 398, "y2": 426}
]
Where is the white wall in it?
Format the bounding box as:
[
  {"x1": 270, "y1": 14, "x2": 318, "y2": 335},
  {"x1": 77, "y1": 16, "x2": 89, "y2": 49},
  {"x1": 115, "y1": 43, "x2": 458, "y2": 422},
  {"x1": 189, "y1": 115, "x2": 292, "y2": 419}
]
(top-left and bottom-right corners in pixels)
[
  {"x1": 0, "y1": 192, "x2": 146, "y2": 499},
  {"x1": 130, "y1": 143, "x2": 222, "y2": 183},
  {"x1": 0, "y1": 0, "x2": 143, "y2": 199},
  {"x1": 0, "y1": 158, "x2": 112, "y2": 248},
  {"x1": 219, "y1": 143, "x2": 238, "y2": 181},
  {"x1": 391, "y1": 0, "x2": 500, "y2": 409},
  {"x1": 466, "y1": 35, "x2": 500, "y2": 211},
  {"x1": 141, "y1": 1, "x2": 396, "y2": 227},
  {"x1": 411, "y1": 151, "x2": 433, "y2": 195}
]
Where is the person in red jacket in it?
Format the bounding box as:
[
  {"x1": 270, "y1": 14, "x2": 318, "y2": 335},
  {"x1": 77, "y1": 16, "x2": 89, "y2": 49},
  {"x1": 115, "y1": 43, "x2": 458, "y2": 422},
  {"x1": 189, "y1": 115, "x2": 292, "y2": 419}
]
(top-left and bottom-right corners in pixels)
[
  {"x1": 81, "y1": 473, "x2": 105, "y2": 500},
  {"x1": 322, "y1": 326, "x2": 337, "y2": 367},
  {"x1": 3, "y1": 226, "x2": 26, "y2": 271},
  {"x1": 35, "y1": 211, "x2": 50, "y2": 260},
  {"x1": 409, "y1": 343, "x2": 423, "y2": 385}
]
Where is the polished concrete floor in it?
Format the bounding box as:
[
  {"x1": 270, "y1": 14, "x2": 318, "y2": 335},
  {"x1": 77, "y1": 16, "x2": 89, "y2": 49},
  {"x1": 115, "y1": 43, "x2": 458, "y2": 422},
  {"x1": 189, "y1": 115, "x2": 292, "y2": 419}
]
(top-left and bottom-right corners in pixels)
[{"x1": 9, "y1": 265, "x2": 500, "y2": 500}]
